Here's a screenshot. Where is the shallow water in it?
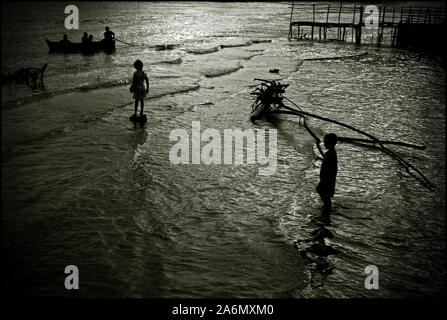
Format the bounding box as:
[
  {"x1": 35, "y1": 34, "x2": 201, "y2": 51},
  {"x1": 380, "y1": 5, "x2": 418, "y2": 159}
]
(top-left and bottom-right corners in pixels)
[{"x1": 1, "y1": 2, "x2": 445, "y2": 298}]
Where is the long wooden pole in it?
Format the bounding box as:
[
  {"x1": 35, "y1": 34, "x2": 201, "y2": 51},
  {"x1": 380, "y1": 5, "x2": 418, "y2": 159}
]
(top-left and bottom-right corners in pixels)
[
  {"x1": 275, "y1": 100, "x2": 434, "y2": 190},
  {"x1": 272, "y1": 108, "x2": 433, "y2": 190},
  {"x1": 251, "y1": 79, "x2": 434, "y2": 189},
  {"x1": 337, "y1": 136, "x2": 426, "y2": 150}
]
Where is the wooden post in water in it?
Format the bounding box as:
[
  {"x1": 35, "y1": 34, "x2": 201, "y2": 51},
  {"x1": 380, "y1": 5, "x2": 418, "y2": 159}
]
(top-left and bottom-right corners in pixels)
[
  {"x1": 288, "y1": 2, "x2": 294, "y2": 38},
  {"x1": 352, "y1": 4, "x2": 356, "y2": 43},
  {"x1": 355, "y1": 5, "x2": 363, "y2": 45},
  {"x1": 324, "y1": 4, "x2": 331, "y2": 40},
  {"x1": 311, "y1": 4, "x2": 315, "y2": 40},
  {"x1": 376, "y1": 6, "x2": 380, "y2": 46},
  {"x1": 391, "y1": 7, "x2": 397, "y2": 46},
  {"x1": 384, "y1": 7, "x2": 387, "y2": 45},
  {"x1": 337, "y1": 2, "x2": 343, "y2": 40},
  {"x1": 392, "y1": 25, "x2": 397, "y2": 47},
  {"x1": 377, "y1": 6, "x2": 385, "y2": 47}
]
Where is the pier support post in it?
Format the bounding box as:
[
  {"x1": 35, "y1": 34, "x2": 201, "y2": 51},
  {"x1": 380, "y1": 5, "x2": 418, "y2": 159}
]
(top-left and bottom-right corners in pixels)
[
  {"x1": 288, "y1": 2, "x2": 294, "y2": 38},
  {"x1": 352, "y1": 4, "x2": 357, "y2": 43},
  {"x1": 324, "y1": 4, "x2": 330, "y2": 40},
  {"x1": 311, "y1": 4, "x2": 315, "y2": 40},
  {"x1": 337, "y1": 2, "x2": 343, "y2": 40},
  {"x1": 286, "y1": 4, "x2": 443, "y2": 48},
  {"x1": 377, "y1": 6, "x2": 385, "y2": 47},
  {"x1": 355, "y1": 5, "x2": 364, "y2": 45}
]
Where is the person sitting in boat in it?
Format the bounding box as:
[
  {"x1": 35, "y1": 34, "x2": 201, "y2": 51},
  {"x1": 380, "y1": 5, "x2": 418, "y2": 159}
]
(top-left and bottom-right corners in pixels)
[
  {"x1": 103, "y1": 26, "x2": 115, "y2": 41},
  {"x1": 88, "y1": 34, "x2": 94, "y2": 44},
  {"x1": 59, "y1": 34, "x2": 71, "y2": 44},
  {"x1": 81, "y1": 32, "x2": 89, "y2": 45},
  {"x1": 316, "y1": 133, "x2": 338, "y2": 221}
]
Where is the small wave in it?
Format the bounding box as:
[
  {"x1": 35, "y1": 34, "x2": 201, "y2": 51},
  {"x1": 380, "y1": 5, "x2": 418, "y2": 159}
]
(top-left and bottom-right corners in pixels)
[
  {"x1": 184, "y1": 102, "x2": 214, "y2": 112},
  {"x1": 76, "y1": 81, "x2": 199, "y2": 100},
  {"x1": 219, "y1": 41, "x2": 253, "y2": 49},
  {"x1": 251, "y1": 39, "x2": 272, "y2": 44},
  {"x1": 185, "y1": 46, "x2": 220, "y2": 54},
  {"x1": 155, "y1": 44, "x2": 177, "y2": 51},
  {"x1": 201, "y1": 65, "x2": 243, "y2": 78},
  {"x1": 2, "y1": 78, "x2": 199, "y2": 111},
  {"x1": 76, "y1": 79, "x2": 131, "y2": 91},
  {"x1": 2, "y1": 111, "x2": 112, "y2": 162},
  {"x1": 152, "y1": 75, "x2": 182, "y2": 79},
  {"x1": 241, "y1": 53, "x2": 262, "y2": 61},
  {"x1": 197, "y1": 102, "x2": 214, "y2": 107},
  {"x1": 150, "y1": 84, "x2": 200, "y2": 99},
  {"x1": 160, "y1": 58, "x2": 182, "y2": 64},
  {"x1": 2, "y1": 79, "x2": 132, "y2": 110},
  {"x1": 303, "y1": 52, "x2": 368, "y2": 61}
]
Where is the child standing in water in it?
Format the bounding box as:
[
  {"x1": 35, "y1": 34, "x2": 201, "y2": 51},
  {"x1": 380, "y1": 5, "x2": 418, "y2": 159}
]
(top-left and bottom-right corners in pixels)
[
  {"x1": 131, "y1": 59, "x2": 149, "y2": 117},
  {"x1": 316, "y1": 133, "x2": 338, "y2": 219}
]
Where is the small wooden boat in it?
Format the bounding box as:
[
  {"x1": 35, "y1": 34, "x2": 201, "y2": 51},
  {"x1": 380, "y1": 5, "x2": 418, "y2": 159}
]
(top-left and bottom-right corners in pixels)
[{"x1": 45, "y1": 39, "x2": 115, "y2": 53}]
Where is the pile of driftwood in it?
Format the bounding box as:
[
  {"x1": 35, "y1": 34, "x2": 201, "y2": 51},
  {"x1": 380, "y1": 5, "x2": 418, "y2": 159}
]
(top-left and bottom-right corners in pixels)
[{"x1": 250, "y1": 79, "x2": 434, "y2": 190}]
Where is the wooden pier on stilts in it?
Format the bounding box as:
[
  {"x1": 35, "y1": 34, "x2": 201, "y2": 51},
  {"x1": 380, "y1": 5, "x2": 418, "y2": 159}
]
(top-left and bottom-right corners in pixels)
[{"x1": 288, "y1": 2, "x2": 446, "y2": 49}]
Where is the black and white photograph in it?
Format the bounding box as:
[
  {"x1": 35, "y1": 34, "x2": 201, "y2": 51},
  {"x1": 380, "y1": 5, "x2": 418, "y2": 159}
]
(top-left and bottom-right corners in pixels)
[{"x1": 1, "y1": 0, "x2": 445, "y2": 309}]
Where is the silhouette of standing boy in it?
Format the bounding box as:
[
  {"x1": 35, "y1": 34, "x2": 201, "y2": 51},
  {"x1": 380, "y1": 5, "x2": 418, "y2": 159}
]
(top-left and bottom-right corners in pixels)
[
  {"x1": 316, "y1": 133, "x2": 338, "y2": 216},
  {"x1": 131, "y1": 59, "x2": 149, "y2": 117}
]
